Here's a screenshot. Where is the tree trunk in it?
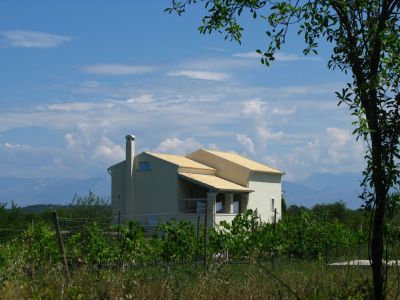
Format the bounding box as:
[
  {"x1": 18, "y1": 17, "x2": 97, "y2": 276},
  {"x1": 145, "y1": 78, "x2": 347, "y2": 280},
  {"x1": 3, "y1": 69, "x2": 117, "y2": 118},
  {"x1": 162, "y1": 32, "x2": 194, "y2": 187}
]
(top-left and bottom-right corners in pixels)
[
  {"x1": 368, "y1": 103, "x2": 387, "y2": 299},
  {"x1": 371, "y1": 191, "x2": 385, "y2": 299}
]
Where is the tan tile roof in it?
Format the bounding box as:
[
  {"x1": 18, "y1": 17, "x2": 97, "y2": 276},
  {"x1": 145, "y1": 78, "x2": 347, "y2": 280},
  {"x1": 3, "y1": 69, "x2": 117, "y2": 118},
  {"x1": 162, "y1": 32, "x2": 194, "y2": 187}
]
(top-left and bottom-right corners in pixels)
[
  {"x1": 146, "y1": 152, "x2": 216, "y2": 171},
  {"x1": 203, "y1": 150, "x2": 283, "y2": 174},
  {"x1": 179, "y1": 172, "x2": 253, "y2": 192}
]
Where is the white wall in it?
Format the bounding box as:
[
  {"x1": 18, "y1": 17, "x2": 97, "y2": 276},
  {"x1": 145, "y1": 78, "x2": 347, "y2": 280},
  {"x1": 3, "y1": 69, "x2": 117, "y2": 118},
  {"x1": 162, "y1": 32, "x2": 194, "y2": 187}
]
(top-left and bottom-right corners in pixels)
[{"x1": 248, "y1": 172, "x2": 282, "y2": 223}]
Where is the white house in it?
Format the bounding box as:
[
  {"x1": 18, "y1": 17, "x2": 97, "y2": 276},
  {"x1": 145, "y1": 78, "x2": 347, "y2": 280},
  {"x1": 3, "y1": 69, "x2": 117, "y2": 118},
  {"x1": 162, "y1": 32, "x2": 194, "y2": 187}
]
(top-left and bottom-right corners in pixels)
[{"x1": 108, "y1": 135, "x2": 284, "y2": 227}]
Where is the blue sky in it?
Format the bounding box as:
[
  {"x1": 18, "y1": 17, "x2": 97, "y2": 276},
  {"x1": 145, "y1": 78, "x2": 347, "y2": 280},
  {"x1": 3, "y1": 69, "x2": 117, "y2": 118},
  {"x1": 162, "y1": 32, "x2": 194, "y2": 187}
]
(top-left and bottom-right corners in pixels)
[{"x1": 0, "y1": 0, "x2": 364, "y2": 181}]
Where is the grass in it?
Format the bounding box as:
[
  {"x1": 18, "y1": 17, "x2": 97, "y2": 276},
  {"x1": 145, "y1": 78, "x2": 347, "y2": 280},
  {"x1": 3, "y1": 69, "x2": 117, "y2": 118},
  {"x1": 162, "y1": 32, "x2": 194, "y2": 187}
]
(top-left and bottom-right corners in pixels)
[{"x1": 4, "y1": 258, "x2": 400, "y2": 299}]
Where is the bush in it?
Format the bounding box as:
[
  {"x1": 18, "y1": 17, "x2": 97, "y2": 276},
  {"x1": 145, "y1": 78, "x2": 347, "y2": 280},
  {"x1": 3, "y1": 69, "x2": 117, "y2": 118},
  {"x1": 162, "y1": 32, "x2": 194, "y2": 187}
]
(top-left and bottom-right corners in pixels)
[{"x1": 154, "y1": 219, "x2": 198, "y2": 262}]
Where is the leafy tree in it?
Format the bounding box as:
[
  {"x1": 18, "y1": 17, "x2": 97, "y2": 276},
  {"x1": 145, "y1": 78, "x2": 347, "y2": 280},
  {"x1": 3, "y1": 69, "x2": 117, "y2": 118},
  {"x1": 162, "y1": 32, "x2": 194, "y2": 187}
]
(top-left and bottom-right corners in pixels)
[
  {"x1": 281, "y1": 193, "x2": 287, "y2": 216},
  {"x1": 166, "y1": 1, "x2": 400, "y2": 297}
]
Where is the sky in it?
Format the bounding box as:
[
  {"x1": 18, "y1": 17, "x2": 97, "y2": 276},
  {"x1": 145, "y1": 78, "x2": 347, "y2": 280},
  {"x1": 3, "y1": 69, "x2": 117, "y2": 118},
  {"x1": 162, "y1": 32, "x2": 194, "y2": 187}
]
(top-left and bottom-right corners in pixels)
[{"x1": 0, "y1": 0, "x2": 365, "y2": 181}]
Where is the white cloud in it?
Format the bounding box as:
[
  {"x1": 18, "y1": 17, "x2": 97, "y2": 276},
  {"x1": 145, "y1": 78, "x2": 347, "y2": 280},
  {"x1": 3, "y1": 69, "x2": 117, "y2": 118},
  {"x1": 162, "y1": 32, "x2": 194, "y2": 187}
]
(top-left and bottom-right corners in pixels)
[
  {"x1": 80, "y1": 81, "x2": 100, "y2": 88},
  {"x1": 153, "y1": 137, "x2": 203, "y2": 155},
  {"x1": 0, "y1": 78, "x2": 353, "y2": 180},
  {"x1": 64, "y1": 122, "x2": 124, "y2": 163},
  {"x1": 241, "y1": 99, "x2": 287, "y2": 152},
  {"x1": 274, "y1": 53, "x2": 320, "y2": 62},
  {"x1": 3, "y1": 142, "x2": 31, "y2": 150},
  {"x1": 93, "y1": 137, "x2": 125, "y2": 162},
  {"x1": 168, "y1": 70, "x2": 229, "y2": 81},
  {"x1": 324, "y1": 127, "x2": 362, "y2": 164},
  {"x1": 242, "y1": 99, "x2": 265, "y2": 117},
  {"x1": 270, "y1": 107, "x2": 296, "y2": 116},
  {"x1": 232, "y1": 52, "x2": 261, "y2": 59},
  {"x1": 288, "y1": 139, "x2": 321, "y2": 167},
  {"x1": 326, "y1": 127, "x2": 351, "y2": 146},
  {"x1": 0, "y1": 30, "x2": 73, "y2": 48},
  {"x1": 233, "y1": 51, "x2": 320, "y2": 62},
  {"x1": 47, "y1": 102, "x2": 100, "y2": 112},
  {"x1": 282, "y1": 127, "x2": 364, "y2": 180},
  {"x1": 126, "y1": 94, "x2": 154, "y2": 104},
  {"x1": 81, "y1": 64, "x2": 156, "y2": 76},
  {"x1": 257, "y1": 126, "x2": 284, "y2": 143},
  {"x1": 236, "y1": 133, "x2": 255, "y2": 154}
]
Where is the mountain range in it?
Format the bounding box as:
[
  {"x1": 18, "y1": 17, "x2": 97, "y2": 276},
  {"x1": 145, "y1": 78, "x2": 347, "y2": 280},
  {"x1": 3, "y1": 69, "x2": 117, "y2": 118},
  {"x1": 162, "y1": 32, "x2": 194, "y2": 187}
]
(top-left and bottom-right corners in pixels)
[
  {"x1": 283, "y1": 172, "x2": 363, "y2": 209},
  {"x1": 0, "y1": 176, "x2": 110, "y2": 207},
  {"x1": 0, "y1": 172, "x2": 364, "y2": 209}
]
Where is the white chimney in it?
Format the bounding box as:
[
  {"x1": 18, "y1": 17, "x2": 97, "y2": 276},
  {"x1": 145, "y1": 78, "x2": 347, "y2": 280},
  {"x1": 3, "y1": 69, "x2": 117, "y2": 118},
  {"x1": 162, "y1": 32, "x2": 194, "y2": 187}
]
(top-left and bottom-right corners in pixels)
[{"x1": 125, "y1": 134, "x2": 135, "y2": 219}]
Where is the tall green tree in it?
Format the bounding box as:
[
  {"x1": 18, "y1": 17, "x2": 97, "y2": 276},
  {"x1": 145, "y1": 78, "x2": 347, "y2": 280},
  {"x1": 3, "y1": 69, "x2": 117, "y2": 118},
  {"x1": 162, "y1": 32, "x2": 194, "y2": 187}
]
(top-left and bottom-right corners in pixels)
[{"x1": 166, "y1": 1, "x2": 400, "y2": 298}]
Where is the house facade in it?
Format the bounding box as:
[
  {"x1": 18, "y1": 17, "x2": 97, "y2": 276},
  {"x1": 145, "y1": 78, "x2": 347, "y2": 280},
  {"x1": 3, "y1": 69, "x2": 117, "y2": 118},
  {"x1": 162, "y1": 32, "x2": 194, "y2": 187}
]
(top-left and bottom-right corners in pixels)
[{"x1": 108, "y1": 135, "x2": 284, "y2": 227}]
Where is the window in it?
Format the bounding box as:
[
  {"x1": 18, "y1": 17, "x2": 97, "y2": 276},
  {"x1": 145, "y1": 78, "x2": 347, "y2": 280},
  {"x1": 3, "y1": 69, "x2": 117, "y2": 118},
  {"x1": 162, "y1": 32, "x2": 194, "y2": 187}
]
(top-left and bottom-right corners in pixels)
[
  {"x1": 138, "y1": 161, "x2": 151, "y2": 171},
  {"x1": 271, "y1": 197, "x2": 275, "y2": 211},
  {"x1": 184, "y1": 200, "x2": 206, "y2": 213},
  {"x1": 196, "y1": 201, "x2": 206, "y2": 214},
  {"x1": 216, "y1": 200, "x2": 224, "y2": 213},
  {"x1": 216, "y1": 194, "x2": 225, "y2": 213},
  {"x1": 233, "y1": 194, "x2": 241, "y2": 214}
]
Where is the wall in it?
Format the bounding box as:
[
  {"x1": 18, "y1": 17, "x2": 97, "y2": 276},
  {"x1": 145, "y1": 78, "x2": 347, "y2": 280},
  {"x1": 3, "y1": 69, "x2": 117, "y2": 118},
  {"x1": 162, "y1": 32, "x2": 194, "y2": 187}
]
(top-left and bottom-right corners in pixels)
[
  {"x1": 110, "y1": 161, "x2": 126, "y2": 220},
  {"x1": 133, "y1": 153, "x2": 180, "y2": 225},
  {"x1": 187, "y1": 150, "x2": 250, "y2": 186},
  {"x1": 248, "y1": 172, "x2": 282, "y2": 223}
]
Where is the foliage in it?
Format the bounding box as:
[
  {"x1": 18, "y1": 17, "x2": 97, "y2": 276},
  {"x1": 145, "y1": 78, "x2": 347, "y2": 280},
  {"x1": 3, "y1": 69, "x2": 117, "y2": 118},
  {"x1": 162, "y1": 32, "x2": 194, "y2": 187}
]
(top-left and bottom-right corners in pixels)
[
  {"x1": 210, "y1": 210, "x2": 264, "y2": 258},
  {"x1": 57, "y1": 190, "x2": 112, "y2": 220},
  {"x1": 117, "y1": 221, "x2": 163, "y2": 264},
  {"x1": 21, "y1": 222, "x2": 60, "y2": 268},
  {"x1": 210, "y1": 209, "x2": 358, "y2": 260},
  {"x1": 1, "y1": 205, "x2": 400, "y2": 299},
  {"x1": 65, "y1": 222, "x2": 116, "y2": 267},
  {"x1": 154, "y1": 219, "x2": 198, "y2": 261},
  {"x1": 0, "y1": 192, "x2": 112, "y2": 242}
]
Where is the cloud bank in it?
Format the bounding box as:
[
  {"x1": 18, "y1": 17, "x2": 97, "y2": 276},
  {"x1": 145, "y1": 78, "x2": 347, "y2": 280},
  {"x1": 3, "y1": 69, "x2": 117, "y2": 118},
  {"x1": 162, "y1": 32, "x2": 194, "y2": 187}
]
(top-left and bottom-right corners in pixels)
[{"x1": 0, "y1": 30, "x2": 74, "y2": 48}]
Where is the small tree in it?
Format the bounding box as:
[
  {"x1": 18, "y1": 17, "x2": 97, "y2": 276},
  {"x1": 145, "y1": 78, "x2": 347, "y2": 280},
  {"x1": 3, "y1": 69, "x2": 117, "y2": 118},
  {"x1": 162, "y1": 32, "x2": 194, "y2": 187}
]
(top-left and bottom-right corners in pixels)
[{"x1": 166, "y1": 1, "x2": 400, "y2": 298}]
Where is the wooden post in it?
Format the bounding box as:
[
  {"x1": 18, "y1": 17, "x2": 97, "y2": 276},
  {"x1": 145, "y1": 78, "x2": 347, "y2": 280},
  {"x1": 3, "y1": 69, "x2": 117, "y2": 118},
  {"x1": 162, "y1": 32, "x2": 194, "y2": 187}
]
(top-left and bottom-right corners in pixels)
[
  {"x1": 203, "y1": 200, "x2": 208, "y2": 271},
  {"x1": 117, "y1": 210, "x2": 121, "y2": 240},
  {"x1": 195, "y1": 215, "x2": 200, "y2": 268},
  {"x1": 52, "y1": 211, "x2": 70, "y2": 283},
  {"x1": 273, "y1": 208, "x2": 277, "y2": 231},
  {"x1": 28, "y1": 219, "x2": 34, "y2": 281}
]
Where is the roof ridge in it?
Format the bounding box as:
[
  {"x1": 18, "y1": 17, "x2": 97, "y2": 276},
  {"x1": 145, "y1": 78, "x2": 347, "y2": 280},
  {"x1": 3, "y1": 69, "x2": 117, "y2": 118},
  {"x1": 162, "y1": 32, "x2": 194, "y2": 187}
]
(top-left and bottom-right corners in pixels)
[
  {"x1": 200, "y1": 149, "x2": 283, "y2": 174},
  {"x1": 145, "y1": 151, "x2": 216, "y2": 170}
]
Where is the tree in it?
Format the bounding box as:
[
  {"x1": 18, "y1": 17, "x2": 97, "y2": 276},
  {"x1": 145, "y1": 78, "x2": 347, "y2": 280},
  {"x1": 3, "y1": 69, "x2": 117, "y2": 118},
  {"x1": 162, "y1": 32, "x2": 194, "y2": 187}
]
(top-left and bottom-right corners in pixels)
[{"x1": 166, "y1": 1, "x2": 400, "y2": 298}]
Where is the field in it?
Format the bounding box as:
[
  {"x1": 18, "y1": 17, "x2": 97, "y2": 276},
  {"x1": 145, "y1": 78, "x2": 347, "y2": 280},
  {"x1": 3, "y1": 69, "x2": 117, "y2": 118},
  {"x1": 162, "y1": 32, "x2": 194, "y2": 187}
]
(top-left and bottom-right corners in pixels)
[
  {"x1": 4, "y1": 258, "x2": 400, "y2": 299},
  {"x1": 1, "y1": 194, "x2": 400, "y2": 299}
]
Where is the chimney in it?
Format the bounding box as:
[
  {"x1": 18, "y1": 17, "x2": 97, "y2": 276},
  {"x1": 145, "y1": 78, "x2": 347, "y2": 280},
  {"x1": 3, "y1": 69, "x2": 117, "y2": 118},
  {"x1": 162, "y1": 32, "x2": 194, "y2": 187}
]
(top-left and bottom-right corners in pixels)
[{"x1": 125, "y1": 134, "x2": 135, "y2": 219}]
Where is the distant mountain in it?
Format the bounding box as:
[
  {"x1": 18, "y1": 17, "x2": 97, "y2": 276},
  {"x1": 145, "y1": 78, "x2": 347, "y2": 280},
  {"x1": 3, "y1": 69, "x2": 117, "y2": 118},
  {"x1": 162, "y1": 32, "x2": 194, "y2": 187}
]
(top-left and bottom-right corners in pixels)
[
  {"x1": 283, "y1": 172, "x2": 363, "y2": 209},
  {"x1": 0, "y1": 176, "x2": 110, "y2": 207}
]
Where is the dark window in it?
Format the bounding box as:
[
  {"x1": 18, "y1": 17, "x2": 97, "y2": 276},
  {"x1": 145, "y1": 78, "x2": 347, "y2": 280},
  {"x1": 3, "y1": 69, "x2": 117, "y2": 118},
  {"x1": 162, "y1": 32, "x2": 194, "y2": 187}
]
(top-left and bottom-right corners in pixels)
[
  {"x1": 233, "y1": 194, "x2": 241, "y2": 214},
  {"x1": 138, "y1": 161, "x2": 151, "y2": 171},
  {"x1": 184, "y1": 200, "x2": 206, "y2": 213},
  {"x1": 216, "y1": 193, "x2": 225, "y2": 213}
]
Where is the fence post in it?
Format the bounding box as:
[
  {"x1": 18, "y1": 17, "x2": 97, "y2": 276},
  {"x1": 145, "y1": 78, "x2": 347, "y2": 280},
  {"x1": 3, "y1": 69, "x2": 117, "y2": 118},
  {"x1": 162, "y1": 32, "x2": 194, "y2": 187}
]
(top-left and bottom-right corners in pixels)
[
  {"x1": 273, "y1": 208, "x2": 277, "y2": 231},
  {"x1": 52, "y1": 211, "x2": 70, "y2": 283},
  {"x1": 28, "y1": 219, "x2": 34, "y2": 281},
  {"x1": 117, "y1": 210, "x2": 121, "y2": 240},
  {"x1": 203, "y1": 200, "x2": 208, "y2": 272},
  {"x1": 195, "y1": 215, "x2": 200, "y2": 268}
]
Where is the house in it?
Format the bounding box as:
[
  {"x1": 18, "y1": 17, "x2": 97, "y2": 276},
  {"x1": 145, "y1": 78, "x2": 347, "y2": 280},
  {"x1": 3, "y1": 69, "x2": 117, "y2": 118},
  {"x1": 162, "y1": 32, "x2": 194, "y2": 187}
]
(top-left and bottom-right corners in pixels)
[{"x1": 108, "y1": 135, "x2": 284, "y2": 227}]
